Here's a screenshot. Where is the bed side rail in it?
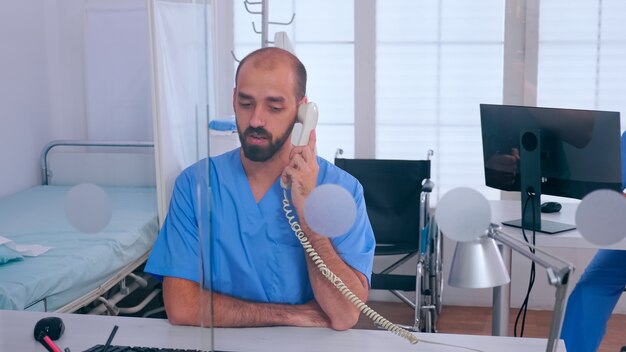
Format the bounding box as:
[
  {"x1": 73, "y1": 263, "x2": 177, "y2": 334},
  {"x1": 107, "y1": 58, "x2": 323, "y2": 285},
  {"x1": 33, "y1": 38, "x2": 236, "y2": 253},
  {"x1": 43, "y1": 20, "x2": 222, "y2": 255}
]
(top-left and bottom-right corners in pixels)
[{"x1": 40, "y1": 140, "x2": 154, "y2": 185}]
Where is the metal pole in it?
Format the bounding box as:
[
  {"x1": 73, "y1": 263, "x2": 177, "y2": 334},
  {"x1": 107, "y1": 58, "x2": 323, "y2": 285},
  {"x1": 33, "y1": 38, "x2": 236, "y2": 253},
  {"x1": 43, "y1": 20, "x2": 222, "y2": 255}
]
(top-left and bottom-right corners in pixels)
[
  {"x1": 546, "y1": 281, "x2": 569, "y2": 352},
  {"x1": 261, "y1": 0, "x2": 269, "y2": 47},
  {"x1": 492, "y1": 244, "x2": 512, "y2": 336}
]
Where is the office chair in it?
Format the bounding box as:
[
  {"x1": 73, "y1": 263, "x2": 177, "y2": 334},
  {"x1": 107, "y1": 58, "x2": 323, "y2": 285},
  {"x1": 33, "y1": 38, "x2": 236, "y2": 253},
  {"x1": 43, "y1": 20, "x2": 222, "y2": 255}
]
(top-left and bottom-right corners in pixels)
[{"x1": 334, "y1": 149, "x2": 442, "y2": 332}]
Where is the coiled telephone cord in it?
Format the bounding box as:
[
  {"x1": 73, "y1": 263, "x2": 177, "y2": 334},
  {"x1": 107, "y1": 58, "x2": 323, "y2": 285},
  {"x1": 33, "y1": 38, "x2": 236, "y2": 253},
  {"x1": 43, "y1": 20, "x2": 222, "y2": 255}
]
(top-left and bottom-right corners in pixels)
[
  {"x1": 282, "y1": 188, "x2": 418, "y2": 344},
  {"x1": 281, "y1": 188, "x2": 484, "y2": 351}
]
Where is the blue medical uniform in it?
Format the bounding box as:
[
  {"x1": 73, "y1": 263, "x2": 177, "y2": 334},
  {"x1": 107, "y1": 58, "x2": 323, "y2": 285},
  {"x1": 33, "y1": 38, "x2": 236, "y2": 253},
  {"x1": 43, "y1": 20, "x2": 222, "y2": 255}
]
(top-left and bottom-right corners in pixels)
[
  {"x1": 560, "y1": 131, "x2": 626, "y2": 352},
  {"x1": 561, "y1": 250, "x2": 626, "y2": 352},
  {"x1": 145, "y1": 148, "x2": 375, "y2": 305}
]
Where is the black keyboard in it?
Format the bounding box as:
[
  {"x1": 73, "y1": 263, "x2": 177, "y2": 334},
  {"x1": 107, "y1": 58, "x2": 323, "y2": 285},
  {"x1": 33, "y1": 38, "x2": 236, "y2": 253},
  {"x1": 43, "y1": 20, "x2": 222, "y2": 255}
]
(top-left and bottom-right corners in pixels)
[{"x1": 83, "y1": 344, "x2": 230, "y2": 352}]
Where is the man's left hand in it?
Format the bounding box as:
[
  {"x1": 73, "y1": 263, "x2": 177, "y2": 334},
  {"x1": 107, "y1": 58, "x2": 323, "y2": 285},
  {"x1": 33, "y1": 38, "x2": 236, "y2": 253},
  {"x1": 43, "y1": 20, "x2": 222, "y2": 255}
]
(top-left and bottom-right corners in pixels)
[{"x1": 282, "y1": 130, "x2": 319, "y2": 215}]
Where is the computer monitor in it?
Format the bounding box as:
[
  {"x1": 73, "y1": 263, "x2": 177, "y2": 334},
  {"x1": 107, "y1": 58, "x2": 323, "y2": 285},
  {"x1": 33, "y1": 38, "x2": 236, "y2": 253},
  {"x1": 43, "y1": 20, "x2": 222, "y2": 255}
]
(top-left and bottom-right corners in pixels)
[{"x1": 480, "y1": 104, "x2": 622, "y2": 234}]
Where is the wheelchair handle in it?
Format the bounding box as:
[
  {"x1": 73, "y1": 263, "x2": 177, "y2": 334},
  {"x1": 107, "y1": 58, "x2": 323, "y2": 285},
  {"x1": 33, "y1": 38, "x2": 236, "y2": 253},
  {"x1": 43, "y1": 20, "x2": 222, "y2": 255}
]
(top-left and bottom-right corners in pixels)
[{"x1": 421, "y1": 179, "x2": 434, "y2": 193}]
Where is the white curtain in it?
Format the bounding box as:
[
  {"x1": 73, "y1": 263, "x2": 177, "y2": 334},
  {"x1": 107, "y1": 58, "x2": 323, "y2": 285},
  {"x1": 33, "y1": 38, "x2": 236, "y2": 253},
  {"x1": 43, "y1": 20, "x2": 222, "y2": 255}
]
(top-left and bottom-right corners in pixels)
[{"x1": 149, "y1": 0, "x2": 215, "y2": 222}]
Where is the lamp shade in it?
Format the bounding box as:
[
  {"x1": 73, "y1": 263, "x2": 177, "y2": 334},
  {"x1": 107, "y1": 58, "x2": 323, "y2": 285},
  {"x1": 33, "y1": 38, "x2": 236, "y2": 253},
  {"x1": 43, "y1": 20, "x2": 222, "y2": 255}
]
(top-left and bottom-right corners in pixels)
[{"x1": 448, "y1": 237, "x2": 511, "y2": 289}]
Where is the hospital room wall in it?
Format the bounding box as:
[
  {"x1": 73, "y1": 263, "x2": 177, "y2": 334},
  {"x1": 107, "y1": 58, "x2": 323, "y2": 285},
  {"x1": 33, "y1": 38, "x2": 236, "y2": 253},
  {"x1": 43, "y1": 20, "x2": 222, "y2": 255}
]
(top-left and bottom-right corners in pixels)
[
  {"x1": 0, "y1": 0, "x2": 88, "y2": 198},
  {"x1": 0, "y1": 1, "x2": 53, "y2": 198},
  {"x1": 0, "y1": 0, "x2": 150, "y2": 198}
]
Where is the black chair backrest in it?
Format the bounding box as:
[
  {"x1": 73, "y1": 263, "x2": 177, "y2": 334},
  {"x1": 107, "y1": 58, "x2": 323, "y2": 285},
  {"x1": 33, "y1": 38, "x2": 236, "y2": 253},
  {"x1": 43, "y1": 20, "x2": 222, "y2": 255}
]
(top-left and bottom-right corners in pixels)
[{"x1": 334, "y1": 158, "x2": 431, "y2": 246}]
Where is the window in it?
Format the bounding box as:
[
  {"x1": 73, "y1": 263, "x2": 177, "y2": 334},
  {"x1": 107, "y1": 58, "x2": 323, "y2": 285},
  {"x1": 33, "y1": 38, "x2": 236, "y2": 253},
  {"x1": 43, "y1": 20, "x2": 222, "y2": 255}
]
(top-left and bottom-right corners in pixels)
[
  {"x1": 231, "y1": 0, "x2": 624, "y2": 201},
  {"x1": 538, "y1": 0, "x2": 626, "y2": 131},
  {"x1": 376, "y1": 0, "x2": 505, "y2": 199}
]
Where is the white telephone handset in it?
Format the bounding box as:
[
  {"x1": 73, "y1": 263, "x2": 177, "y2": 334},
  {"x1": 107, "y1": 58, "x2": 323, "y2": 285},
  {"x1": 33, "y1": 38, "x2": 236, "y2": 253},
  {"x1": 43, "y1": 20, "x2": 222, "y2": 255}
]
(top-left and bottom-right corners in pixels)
[
  {"x1": 281, "y1": 102, "x2": 319, "y2": 189},
  {"x1": 279, "y1": 103, "x2": 471, "y2": 349},
  {"x1": 279, "y1": 103, "x2": 421, "y2": 344},
  {"x1": 293, "y1": 102, "x2": 319, "y2": 146}
]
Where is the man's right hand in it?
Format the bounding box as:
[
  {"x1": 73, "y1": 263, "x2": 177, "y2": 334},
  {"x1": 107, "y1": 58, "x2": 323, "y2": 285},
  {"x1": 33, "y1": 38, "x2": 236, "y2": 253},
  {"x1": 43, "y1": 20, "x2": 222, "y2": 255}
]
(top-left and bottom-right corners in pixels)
[{"x1": 289, "y1": 300, "x2": 331, "y2": 328}]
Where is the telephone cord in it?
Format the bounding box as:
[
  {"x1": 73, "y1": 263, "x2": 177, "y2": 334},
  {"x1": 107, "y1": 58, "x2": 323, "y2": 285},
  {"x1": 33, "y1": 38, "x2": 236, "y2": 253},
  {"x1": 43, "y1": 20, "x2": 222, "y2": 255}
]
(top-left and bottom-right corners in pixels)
[
  {"x1": 281, "y1": 188, "x2": 485, "y2": 351},
  {"x1": 281, "y1": 188, "x2": 418, "y2": 344}
]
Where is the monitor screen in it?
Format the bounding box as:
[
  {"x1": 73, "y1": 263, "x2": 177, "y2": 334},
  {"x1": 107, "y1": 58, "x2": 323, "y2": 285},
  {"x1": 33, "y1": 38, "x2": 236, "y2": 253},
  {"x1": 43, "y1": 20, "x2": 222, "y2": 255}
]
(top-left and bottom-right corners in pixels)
[
  {"x1": 480, "y1": 104, "x2": 622, "y2": 233},
  {"x1": 480, "y1": 104, "x2": 622, "y2": 199}
]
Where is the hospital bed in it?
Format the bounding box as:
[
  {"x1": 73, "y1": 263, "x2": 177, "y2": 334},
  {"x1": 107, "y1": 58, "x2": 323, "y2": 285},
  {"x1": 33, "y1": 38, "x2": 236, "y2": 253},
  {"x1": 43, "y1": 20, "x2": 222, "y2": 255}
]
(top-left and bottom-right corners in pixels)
[{"x1": 0, "y1": 140, "x2": 158, "y2": 314}]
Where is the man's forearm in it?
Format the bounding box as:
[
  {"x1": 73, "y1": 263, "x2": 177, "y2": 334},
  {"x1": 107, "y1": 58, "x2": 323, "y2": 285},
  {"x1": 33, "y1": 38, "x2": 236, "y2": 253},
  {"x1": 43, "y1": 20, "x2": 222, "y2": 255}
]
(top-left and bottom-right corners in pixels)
[
  {"x1": 163, "y1": 277, "x2": 329, "y2": 328},
  {"x1": 212, "y1": 292, "x2": 328, "y2": 328},
  {"x1": 299, "y1": 227, "x2": 369, "y2": 331}
]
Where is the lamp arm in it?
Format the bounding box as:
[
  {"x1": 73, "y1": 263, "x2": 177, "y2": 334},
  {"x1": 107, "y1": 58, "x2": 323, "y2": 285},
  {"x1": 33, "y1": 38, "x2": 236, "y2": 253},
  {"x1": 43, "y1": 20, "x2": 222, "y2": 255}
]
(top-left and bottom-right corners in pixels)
[
  {"x1": 488, "y1": 224, "x2": 573, "y2": 352},
  {"x1": 488, "y1": 225, "x2": 573, "y2": 283}
]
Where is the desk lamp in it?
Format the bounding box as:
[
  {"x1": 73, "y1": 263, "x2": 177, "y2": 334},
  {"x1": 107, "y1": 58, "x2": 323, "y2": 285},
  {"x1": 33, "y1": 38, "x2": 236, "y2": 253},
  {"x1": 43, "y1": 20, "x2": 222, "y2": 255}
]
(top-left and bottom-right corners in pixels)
[{"x1": 436, "y1": 187, "x2": 574, "y2": 352}]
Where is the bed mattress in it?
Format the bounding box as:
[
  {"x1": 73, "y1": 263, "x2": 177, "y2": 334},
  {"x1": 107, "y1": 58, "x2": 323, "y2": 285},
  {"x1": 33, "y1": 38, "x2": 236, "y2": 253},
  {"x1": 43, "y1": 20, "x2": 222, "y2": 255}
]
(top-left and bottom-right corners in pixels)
[{"x1": 0, "y1": 185, "x2": 158, "y2": 311}]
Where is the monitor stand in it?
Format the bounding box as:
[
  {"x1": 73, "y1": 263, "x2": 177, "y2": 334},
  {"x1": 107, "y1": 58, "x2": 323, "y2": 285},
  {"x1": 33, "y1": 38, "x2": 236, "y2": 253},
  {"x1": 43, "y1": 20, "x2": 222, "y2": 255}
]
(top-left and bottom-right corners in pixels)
[
  {"x1": 510, "y1": 129, "x2": 577, "y2": 235},
  {"x1": 502, "y1": 219, "x2": 576, "y2": 234}
]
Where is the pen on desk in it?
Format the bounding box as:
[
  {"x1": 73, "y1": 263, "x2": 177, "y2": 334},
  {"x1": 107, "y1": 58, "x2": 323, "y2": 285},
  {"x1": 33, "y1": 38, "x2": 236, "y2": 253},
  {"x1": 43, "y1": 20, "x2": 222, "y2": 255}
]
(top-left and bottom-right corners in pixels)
[{"x1": 101, "y1": 325, "x2": 118, "y2": 352}]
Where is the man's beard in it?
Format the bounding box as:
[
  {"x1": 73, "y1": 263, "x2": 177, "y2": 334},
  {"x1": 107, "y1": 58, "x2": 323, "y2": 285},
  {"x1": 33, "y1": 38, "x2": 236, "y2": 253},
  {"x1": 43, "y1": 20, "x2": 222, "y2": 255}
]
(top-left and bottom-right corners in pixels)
[{"x1": 238, "y1": 119, "x2": 296, "y2": 162}]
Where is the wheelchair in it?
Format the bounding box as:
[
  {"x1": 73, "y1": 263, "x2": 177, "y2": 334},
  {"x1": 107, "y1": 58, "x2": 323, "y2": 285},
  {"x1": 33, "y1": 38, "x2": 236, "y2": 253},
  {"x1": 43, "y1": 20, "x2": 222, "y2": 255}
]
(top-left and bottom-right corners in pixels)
[{"x1": 334, "y1": 149, "x2": 443, "y2": 333}]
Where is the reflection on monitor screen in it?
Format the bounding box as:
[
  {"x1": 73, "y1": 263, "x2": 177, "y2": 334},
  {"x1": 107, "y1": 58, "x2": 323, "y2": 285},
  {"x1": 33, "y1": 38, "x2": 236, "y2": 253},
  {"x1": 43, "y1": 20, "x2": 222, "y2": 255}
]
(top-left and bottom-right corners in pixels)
[{"x1": 480, "y1": 104, "x2": 622, "y2": 233}]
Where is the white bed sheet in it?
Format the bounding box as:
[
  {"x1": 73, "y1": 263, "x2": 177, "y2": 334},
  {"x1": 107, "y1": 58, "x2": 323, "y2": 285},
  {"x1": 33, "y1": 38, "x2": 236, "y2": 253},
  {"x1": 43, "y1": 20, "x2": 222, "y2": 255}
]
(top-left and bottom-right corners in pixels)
[{"x1": 0, "y1": 185, "x2": 158, "y2": 311}]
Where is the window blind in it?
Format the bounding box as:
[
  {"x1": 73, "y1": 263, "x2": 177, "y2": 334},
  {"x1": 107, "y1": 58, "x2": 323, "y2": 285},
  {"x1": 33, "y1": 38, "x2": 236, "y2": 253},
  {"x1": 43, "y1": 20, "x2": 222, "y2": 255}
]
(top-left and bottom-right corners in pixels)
[
  {"x1": 231, "y1": 0, "x2": 624, "y2": 201},
  {"x1": 538, "y1": 0, "x2": 626, "y2": 131}
]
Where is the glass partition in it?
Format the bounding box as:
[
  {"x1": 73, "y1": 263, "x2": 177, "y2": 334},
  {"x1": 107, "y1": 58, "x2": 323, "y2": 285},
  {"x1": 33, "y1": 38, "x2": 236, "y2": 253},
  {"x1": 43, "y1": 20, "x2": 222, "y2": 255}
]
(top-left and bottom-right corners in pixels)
[
  {"x1": 149, "y1": 0, "x2": 215, "y2": 350},
  {"x1": 0, "y1": 0, "x2": 158, "y2": 312},
  {"x1": 0, "y1": 0, "x2": 214, "y2": 350}
]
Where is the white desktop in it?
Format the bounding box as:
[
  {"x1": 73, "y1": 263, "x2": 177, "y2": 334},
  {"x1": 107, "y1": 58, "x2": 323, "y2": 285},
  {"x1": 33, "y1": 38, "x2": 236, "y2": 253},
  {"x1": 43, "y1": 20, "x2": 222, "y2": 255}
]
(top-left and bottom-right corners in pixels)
[
  {"x1": 491, "y1": 199, "x2": 626, "y2": 250},
  {"x1": 484, "y1": 197, "x2": 626, "y2": 337},
  {"x1": 0, "y1": 310, "x2": 564, "y2": 352}
]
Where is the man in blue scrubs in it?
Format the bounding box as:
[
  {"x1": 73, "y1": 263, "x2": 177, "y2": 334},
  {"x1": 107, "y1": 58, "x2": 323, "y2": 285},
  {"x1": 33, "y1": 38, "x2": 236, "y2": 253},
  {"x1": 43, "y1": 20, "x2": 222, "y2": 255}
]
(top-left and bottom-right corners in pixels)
[
  {"x1": 560, "y1": 249, "x2": 626, "y2": 352},
  {"x1": 145, "y1": 47, "x2": 375, "y2": 331},
  {"x1": 560, "y1": 131, "x2": 626, "y2": 352}
]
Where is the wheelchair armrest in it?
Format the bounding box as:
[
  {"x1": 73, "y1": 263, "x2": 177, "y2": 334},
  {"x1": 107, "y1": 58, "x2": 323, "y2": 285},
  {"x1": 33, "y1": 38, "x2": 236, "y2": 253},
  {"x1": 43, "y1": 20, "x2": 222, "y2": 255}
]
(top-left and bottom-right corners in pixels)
[{"x1": 421, "y1": 179, "x2": 434, "y2": 193}]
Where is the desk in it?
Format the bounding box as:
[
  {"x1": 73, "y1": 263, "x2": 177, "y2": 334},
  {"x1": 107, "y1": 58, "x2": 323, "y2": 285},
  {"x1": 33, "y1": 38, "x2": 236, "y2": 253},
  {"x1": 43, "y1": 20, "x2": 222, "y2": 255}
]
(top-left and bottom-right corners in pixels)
[
  {"x1": 490, "y1": 200, "x2": 626, "y2": 250},
  {"x1": 0, "y1": 310, "x2": 564, "y2": 351},
  {"x1": 488, "y1": 200, "x2": 626, "y2": 337}
]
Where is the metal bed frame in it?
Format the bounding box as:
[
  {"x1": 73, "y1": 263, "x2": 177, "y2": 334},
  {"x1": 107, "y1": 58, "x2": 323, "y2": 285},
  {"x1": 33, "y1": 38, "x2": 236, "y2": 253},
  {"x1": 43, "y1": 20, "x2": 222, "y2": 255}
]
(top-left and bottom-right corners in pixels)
[{"x1": 36, "y1": 140, "x2": 158, "y2": 315}]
